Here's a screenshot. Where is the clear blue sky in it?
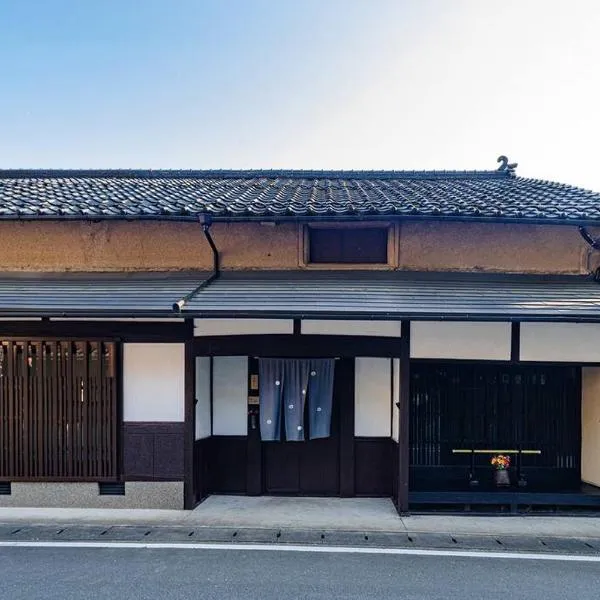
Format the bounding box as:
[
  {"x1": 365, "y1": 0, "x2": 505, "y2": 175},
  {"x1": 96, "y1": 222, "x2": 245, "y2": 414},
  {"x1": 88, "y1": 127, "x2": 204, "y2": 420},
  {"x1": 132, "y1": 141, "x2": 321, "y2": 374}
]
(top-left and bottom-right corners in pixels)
[{"x1": 1, "y1": 0, "x2": 600, "y2": 190}]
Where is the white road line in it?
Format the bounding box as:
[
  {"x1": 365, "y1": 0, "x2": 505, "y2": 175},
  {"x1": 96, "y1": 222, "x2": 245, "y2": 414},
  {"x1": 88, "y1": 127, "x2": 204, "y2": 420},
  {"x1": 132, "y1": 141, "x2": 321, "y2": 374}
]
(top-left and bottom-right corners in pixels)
[{"x1": 0, "y1": 540, "x2": 599, "y2": 562}]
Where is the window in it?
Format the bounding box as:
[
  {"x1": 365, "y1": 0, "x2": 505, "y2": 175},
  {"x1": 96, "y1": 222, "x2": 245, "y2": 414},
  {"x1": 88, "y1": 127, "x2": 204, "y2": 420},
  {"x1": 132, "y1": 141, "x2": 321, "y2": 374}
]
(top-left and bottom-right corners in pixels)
[
  {"x1": 307, "y1": 226, "x2": 389, "y2": 264},
  {"x1": 0, "y1": 339, "x2": 118, "y2": 480}
]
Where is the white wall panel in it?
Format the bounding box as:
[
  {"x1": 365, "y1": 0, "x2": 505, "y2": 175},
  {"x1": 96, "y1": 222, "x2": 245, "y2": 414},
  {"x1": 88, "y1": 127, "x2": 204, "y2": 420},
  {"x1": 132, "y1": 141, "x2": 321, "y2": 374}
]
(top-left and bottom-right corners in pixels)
[
  {"x1": 301, "y1": 320, "x2": 402, "y2": 337},
  {"x1": 582, "y1": 368, "x2": 600, "y2": 487},
  {"x1": 392, "y1": 358, "x2": 400, "y2": 442},
  {"x1": 123, "y1": 343, "x2": 184, "y2": 422},
  {"x1": 195, "y1": 357, "x2": 212, "y2": 440},
  {"x1": 520, "y1": 323, "x2": 600, "y2": 362},
  {"x1": 212, "y1": 356, "x2": 248, "y2": 436},
  {"x1": 355, "y1": 357, "x2": 392, "y2": 437},
  {"x1": 194, "y1": 319, "x2": 293, "y2": 336},
  {"x1": 410, "y1": 321, "x2": 511, "y2": 360}
]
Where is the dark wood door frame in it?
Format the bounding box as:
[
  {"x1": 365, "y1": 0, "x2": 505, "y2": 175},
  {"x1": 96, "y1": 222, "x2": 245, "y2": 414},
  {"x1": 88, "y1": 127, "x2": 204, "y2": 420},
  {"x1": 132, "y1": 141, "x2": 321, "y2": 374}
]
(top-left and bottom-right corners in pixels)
[
  {"x1": 248, "y1": 357, "x2": 355, "y2": 497},
  {"x1": 191, "y1": 333, "x2": 403, "y2": 505},
  {"x1": 193, "y1": 334, "x2": 402, "y2": 358}
]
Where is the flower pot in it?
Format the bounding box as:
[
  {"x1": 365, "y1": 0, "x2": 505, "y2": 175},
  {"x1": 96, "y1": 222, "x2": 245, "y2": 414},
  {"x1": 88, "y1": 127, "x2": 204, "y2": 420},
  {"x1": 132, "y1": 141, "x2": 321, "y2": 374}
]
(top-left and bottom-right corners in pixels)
[{"x1": 493, "y1": 468, "x2": 511, "y2": 487}]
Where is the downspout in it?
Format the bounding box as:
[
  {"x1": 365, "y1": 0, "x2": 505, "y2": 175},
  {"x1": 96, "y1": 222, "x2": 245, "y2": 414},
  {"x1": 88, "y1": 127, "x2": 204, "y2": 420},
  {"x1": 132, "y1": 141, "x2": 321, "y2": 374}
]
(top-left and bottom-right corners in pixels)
[
  {"x1": 578, "y1": 226, "x2": 600, "y2": 281},
  {"x1": 172, "y1": 214, "x2": 220, "y2": 312},
  {"x1": 578, "y1": 226, "x2": 600, "y2": 251}
]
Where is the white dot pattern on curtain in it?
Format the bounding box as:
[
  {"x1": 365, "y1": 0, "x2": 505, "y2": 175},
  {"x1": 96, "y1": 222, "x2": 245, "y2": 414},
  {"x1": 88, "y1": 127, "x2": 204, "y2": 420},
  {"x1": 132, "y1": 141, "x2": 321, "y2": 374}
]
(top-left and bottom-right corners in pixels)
[
  {"x1": 283, "y1": 359, "x2": 310, "y2": 441},
  {"x1": 258, "y1": 357, "x2": 335, "y2": 442},
  {"x1": 308, "y1": 359, "x2": 335, "y2": 439},
  {"x1": 258, "y1": 358, "x2": 284, "y2": 441}
]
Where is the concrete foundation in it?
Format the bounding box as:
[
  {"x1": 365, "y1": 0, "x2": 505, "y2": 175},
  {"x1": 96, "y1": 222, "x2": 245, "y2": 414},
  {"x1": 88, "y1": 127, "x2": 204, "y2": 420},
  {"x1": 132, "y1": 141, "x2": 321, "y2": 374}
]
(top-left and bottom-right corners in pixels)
[{"x1": 0, "y1": 482, "x2": 183, "y2": 509}]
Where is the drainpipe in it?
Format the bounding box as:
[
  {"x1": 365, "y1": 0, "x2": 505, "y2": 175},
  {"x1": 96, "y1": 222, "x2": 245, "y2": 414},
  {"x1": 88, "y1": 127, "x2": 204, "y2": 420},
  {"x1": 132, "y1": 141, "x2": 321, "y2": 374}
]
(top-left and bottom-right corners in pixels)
[
  {"x1": 577, "y1": 226, "x2": 600, "y2": 282},
  {"x1": 579, "y1": 226, "x2": 600, "y2": 251},
  {"x1": 172, "y1": 214, "x2": 220, "y2": 312}
]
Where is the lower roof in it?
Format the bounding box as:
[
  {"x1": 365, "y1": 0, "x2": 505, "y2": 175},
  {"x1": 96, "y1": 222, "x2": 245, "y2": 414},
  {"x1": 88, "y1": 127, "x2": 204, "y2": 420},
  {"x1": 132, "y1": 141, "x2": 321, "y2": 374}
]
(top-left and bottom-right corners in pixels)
[{"x1": 1, "y1": 270, "x2": 600, "y2": 321}]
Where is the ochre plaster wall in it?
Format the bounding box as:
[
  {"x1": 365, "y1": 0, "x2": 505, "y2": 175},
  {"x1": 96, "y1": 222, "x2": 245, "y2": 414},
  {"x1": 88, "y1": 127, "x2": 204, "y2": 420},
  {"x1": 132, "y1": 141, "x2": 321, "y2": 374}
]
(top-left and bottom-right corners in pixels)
[
  {"x1": 398, "y1": 222, "x2": 590, "y2": 274},
  {"x1": 0, "y1": 221, "x2": 299, "y2": 271},
  {"x1": 582, "y1": 368, "x2": 600, "y2": 487},
  {"x1": 0, "y1": 219, "x2": 593, "y2": 274}
]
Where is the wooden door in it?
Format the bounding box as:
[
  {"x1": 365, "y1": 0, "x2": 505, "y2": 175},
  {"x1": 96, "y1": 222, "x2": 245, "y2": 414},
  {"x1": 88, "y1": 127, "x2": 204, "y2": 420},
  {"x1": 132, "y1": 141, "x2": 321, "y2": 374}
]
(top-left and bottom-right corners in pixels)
[{"x1": 262, "y1": 361, "x2": 343, "y2": 495}]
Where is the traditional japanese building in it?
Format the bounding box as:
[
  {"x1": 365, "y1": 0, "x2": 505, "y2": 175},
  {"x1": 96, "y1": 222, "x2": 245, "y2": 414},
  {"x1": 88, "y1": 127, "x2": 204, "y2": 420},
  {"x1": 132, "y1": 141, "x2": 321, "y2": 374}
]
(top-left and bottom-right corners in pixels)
[{"x1": 1, "y1": 157, "x2": 600, "y2": 512}]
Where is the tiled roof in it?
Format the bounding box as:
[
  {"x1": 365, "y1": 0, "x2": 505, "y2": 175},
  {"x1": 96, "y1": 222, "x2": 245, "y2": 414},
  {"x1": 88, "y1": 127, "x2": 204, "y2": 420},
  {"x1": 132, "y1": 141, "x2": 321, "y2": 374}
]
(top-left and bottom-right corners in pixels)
[
  {"x1": 0, "y1": 167, "x2": 599, "y2": 224},
  {"x1": 2, "y1": 270, "x2": 600, "y2": 320}
]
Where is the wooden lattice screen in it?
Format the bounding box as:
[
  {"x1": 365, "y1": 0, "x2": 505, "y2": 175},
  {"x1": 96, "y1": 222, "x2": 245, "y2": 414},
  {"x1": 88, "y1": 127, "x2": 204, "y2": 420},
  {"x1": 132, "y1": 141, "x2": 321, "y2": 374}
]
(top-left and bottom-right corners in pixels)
[{"x1": 0, "y1": 340, "x2": 118, "y2": 481}]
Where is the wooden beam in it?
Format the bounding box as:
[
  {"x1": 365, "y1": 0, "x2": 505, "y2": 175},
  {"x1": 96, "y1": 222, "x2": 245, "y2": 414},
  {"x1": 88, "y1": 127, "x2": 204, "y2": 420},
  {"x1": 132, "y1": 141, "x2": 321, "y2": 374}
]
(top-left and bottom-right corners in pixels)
[
  {"x1": 194, "y1": 334, "x2": 403, "y2": 358},
  {"x1": 0, "y1": 320, "x2": 191, "y2": 342}
]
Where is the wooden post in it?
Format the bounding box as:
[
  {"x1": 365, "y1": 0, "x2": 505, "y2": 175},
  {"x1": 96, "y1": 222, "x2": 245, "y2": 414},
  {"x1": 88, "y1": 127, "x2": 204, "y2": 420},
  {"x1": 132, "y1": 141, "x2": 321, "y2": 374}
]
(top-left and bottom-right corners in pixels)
[
  {"x1": 396, "y1": 320, "x2": 411, "y2": 514},
  {"x1": 183, "y1": 322, "x2": 196, "y2": 510},
  {"x1": 246, "y1": 358, "x2": 262, "y2": 495},
  {"x1": 339, "y1": 358, "x2": 355, "y2": 497}
]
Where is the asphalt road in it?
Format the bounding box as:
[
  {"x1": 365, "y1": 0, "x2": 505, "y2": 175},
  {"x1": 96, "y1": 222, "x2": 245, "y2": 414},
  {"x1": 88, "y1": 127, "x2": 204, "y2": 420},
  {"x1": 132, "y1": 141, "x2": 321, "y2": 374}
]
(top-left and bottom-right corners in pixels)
[{"x1": 1, "y1": 546, "x2": 599, "y2": 600}]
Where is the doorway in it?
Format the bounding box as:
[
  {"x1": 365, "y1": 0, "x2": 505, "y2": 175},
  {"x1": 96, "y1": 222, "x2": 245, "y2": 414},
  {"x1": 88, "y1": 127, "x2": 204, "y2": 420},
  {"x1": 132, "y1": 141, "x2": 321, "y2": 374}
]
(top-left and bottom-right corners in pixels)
[{"x1": 254, "y1": 358, "x2": 350, "y2": 495}]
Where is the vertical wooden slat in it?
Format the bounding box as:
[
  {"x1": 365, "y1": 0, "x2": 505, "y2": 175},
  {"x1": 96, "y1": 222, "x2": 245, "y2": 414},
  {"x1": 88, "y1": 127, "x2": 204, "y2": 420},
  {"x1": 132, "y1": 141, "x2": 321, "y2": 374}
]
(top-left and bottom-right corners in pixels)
[
  {"x1": 41, "y1": 343, "x2": 47, "y2": 477},
  {"x1": 95, "y1": 342, "x2": 104, "y2": 478},
  {"x1": 34, "y1": 342, "x2": 41, "y2": 478},
  {"x1": 7, "y1": 342, "x2": 16, "y2": 477},
  {"x1": 0, "y1": 344, "x2": 4, "y2": 477},
  {"x1": 107, "y1": 342, "x2": 118, "y2": 479},
  {"x1": 0, "y1": 344, "x2": 7, "y2": 477},
  {"x1": 51, "y1": 342, "x2": 60, "y2": 477},
  {"x1": 74, "y1": 342, "x2": 82, "y2": 478},
  {"x1": 90, "y1": 342, "x2": 100, "y2": 478},
  {"x1": 59, "y1": 342, "x2": 66, "y2": 477},
  {"x1": 63, "y1": 342, "x2": 77, "y2": 477},
  {"x1": 86, "y1": 342, "x2": 93, "y2": 478},
  {"x1": 17, "y1": 342, "x2": 23, "y2": 477},
  {"x1": 23, "y1": 343, "x2": 30, "y2": 477}
]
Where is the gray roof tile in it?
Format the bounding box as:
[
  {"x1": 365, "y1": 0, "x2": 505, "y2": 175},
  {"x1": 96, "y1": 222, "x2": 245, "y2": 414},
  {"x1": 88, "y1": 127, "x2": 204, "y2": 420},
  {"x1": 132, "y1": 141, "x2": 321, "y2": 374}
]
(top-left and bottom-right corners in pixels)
[{"x1": 0, "y1": 168, "x2": 599, "y2": 224}]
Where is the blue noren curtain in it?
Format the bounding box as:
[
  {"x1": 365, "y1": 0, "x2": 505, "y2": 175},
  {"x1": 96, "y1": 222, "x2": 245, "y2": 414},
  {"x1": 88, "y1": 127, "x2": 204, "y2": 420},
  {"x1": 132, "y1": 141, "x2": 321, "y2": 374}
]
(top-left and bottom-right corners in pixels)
[{"x1": 308, "y1": 359, "x2": 335, "y2": 439}]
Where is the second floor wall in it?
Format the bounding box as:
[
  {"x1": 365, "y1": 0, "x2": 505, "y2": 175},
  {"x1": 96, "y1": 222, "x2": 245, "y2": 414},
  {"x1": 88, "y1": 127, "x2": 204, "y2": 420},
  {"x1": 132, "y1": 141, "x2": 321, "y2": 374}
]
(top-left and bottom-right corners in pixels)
[{"x1": 0, "y1": 219, "x2": 596, "y2": 275}]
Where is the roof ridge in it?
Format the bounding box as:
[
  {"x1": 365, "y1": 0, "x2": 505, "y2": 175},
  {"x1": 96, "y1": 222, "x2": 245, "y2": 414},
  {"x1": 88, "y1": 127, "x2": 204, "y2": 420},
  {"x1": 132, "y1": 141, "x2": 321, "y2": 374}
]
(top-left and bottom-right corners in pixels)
[{"x1": 0, "y1": 168, "x2": 510, "y2": 180}]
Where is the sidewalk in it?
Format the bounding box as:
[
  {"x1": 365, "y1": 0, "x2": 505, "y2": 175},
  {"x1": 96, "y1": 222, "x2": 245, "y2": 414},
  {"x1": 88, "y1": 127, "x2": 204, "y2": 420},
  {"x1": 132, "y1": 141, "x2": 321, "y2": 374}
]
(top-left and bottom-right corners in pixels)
[{"x1": 1, "y1": 496, "x2": 600, "y2": 539}]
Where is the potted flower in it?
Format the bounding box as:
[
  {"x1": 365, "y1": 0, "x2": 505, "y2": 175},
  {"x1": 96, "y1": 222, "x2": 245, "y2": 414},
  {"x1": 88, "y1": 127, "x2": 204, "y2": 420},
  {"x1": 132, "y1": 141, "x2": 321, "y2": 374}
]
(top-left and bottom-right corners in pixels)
[{"x1": 490, "y1": 454, "x2": 511, "y2": 487}]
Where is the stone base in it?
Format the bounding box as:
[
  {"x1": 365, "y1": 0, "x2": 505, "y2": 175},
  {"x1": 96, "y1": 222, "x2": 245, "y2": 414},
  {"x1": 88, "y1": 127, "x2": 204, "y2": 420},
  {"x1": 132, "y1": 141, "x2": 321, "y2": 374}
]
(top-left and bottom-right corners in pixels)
[{"x1": 0, "y1": 482, "x2": 183, "y2": 509}]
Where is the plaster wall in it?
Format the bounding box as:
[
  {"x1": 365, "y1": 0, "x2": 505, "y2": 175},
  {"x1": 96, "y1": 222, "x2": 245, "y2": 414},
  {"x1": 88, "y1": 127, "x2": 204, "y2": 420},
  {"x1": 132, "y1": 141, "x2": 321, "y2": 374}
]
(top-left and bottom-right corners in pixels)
[
  {"x1": 195, "y1": 357, "x2": 212, "y2": 440},
  {"x1": 122, "y1": 343, "x2": 185, "y2": 422},
  {"x1": 212, "y1": 356, "x2": 248, "y2": 436},
  {"x1": 0, "y1": 221, "x2": 299, "y2": 271},
  {"x1": 411, "y1": 321, "x2": 512, "y2": 360},
  {"x1": 392, "y1": 358, "x2": 400, "y2": 442},
  {"x1": 0, "y1": 220, "x2": 592, "y2": 274},
  {"x1": 520, "y1": 323, "x2": 600, "y2": 362},
  {"x1": 355, "y1": 357, "x2": 392, "y2": 437},
  {"x1": 397, "y1": 222, "x2": 589, "y2": 274},
  {"x1": 194, "y1": 319, "x2": 293, "y2": 336},
  {"x1": 301, "y1": 320, "x2": 402, "y2": 337},
  {"x1": 582, "y1": 368, "x2": 600, "y2": 487}
]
